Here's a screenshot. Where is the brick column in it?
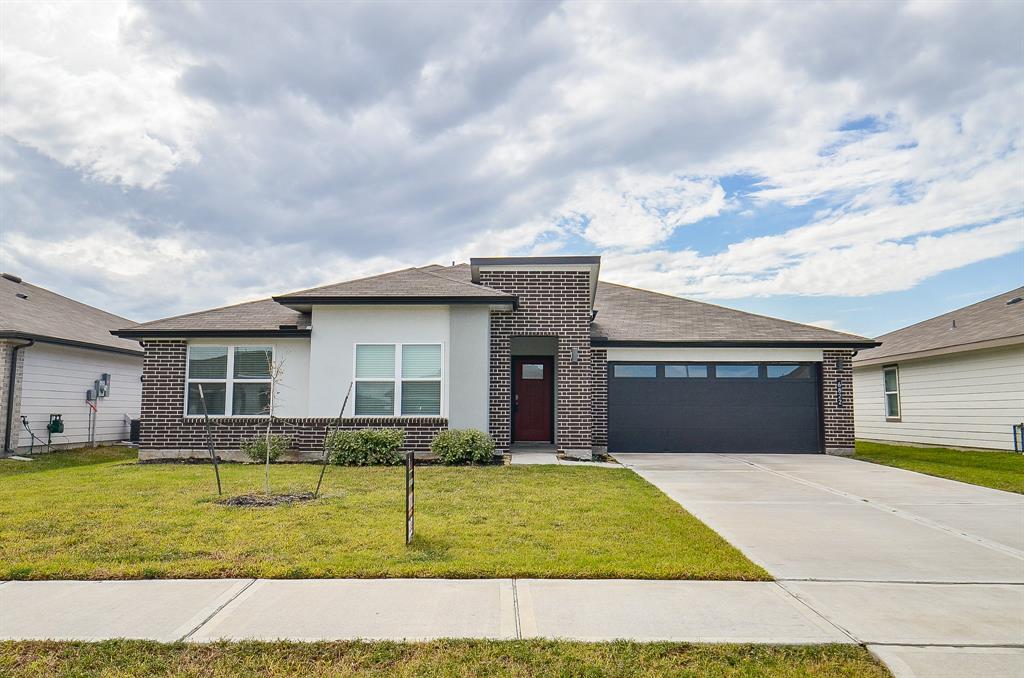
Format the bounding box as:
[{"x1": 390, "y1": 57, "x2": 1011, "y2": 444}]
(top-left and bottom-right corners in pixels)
[
  {"x1": 822, "y1": 349, "x2": 855, "y2": 455},
  {"x1": 592, "y1": 348, "x2": 608, "y2": 454},
  {"x1": 479, "y1": 270, "x2": 593, "y2": 458}
]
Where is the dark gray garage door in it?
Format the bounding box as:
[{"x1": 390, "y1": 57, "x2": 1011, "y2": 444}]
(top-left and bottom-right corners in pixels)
[{"x1": 608, "y1": 362, "x2": 822, "y2": 453}]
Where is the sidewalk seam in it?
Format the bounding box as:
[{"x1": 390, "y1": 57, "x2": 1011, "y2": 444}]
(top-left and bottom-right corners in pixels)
[
  {"x1": 177, "y1": 578, "x2": 256, "y2": 642},
  {"x1": 773, "y1": 581, "x2": 861, "y2": 645},
  {"x1": 511, "y1": 578, "x2": 522, "y2": 640}
]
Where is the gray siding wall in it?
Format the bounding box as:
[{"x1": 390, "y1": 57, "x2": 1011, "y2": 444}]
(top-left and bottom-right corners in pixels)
[{"x1": 853, "y1": 345, "x2": 1024, "y2": 451}]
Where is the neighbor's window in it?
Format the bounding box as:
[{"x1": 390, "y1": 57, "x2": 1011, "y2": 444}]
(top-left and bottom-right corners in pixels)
[
  {"x1": 665, "y1": 364, "x2": 708, "y2": 378},
  {"x1": 767, "y1": 364, "x2": 813, "y2": 379},
  {"x1": 613, "y1": 364, "x2": 657, "y2": 378},
  {"x1": 186, "y1": 345, "x2": 272, "y2": 416},
  {"x1": 883, "y1": 365, "x2": 900, "y2": 419},
  {"x1": 715, "y1": 364, "x2": 759, "y2": 378},
  {"x1": 354, "y1": 344, "x2": 442, "y2": 416}
]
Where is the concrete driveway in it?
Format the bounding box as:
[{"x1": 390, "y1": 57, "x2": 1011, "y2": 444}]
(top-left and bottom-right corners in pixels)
[{"x1": 618, "y1": 452, "x2": 1024, "y2": 678}]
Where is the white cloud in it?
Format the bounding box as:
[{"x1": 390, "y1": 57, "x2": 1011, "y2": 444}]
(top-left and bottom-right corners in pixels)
[
  {"x1": 1, "y1": 0, "x2": 1021, "y2": 321},
  {"x1": 0, "y1": 1, "x2": 213, "y2": 188},
  {"x1": 565, "y1": 173, "x2": 727, "y2": 249}
]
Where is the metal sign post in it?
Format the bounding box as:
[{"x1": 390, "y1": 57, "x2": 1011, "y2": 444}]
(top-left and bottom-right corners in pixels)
[{"x1": 405, "y1": 451, "x2": 415, "y2": 545}]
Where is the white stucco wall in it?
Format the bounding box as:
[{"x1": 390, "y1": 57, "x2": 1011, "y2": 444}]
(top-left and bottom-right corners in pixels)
[
  {"x1": 308, "y1": 305, "x2": 453, "y2": 418},
  {"x1": 448, "y1": 306, "x2": 489, "y2": 430},
  {"x1": 853, "y1": 345, "x2": 1024, "y2": 451},
  {"x1": 187, "y1": 338, "x2": 310, "y2": 418},
  {"x1": 17, "y1": 343, "x2": 142, "y2": 450}
]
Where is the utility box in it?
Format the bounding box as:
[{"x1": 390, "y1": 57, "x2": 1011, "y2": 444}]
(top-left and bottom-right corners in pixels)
[{"x1": 47, "y1": 414, "x2": 64, "y2": 434}]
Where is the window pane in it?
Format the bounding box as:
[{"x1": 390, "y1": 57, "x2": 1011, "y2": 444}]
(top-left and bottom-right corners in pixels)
[
  {"x1": 187, "y1": 382, "x2": 226, "y2": 415},
  {"x1": 233, "y1": 382, "x2": 270, "y2": 415},
  {"x1": 522, "y1": 364, "x2": 544, "y2": 380},
  {"x1": 716, "y1": 364, "x2": 759, "y2": 378},
  {"x1": 614, "y1": 364, "x2": 656, "y2": 378},
  {"x1": 402, "y1": 381, "x2": 441, "y2": 415},
  {"x1": 665, "y1": 365, "x2": 707, "y2": 378},
  {"x1": 884, "y1": 368, "x2": 898, "y2": 392},
  {"x1": 402, "y1": 344, "x2": 441, "y2": 379},
  {"x1": 234, "y1": 346, "x2": 272, "y2": 379},
  {"x1": 356, "y1": 345, "x2": 395, "y2": 379},
  {"x1": 767, "y1": 364, "x2": 811, "y2": 379},
  {"x1": 355, "y1": 382, "x2": 395, "y2": 415},
  {"x1": 189, "y1": 346, "x2": 227, "y2": 379},
  {"x1": 886, "y1": 393, "x2": 900, "y2": 418}
]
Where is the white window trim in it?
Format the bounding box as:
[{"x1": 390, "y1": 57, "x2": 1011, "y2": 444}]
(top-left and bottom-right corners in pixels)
[
  {"x1": 352, "y1": 343, "x2": 444, "y2": 418},
  {"x1": 883, "y1": 364, "x2": 901, "y2": 421},
  {"x1": 185, "y1": 345, "x2": 274, "y2": 418}
]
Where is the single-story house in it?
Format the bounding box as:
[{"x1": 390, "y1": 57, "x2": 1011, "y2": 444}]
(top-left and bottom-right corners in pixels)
[
  {"x1": 1, "y1": 273, "x2": 143, "y2": 455},
  {"x1": 853, "y1": 286, "x2": 1024, "y2": 451},
  {"x1": 113, "y1": 257, "x2": 877, "y2": 461}
]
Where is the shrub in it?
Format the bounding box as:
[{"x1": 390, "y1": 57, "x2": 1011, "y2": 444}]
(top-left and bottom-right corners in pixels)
[
  {"x1": 326, "y1": 428, "x2": 405, "y2": 466},
  {"x1": 240, "y1": 434, "x2": 292, "y2": 464},
  {"x1": 431, "y1": 428, "x2": 495, "y2": 465}
]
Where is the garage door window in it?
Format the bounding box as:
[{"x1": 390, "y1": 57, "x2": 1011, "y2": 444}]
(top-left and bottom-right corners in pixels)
[
  {"x1": 715, "y1": 364, "x2": 759, "y2": 378},
  {"x1": 665, "y1": 364, "x2": 708, "y2": 378},
  {"x1": 613, "y1": 364, "x2": 657, "y2": 378},
  {"x1": 767, "y1": 364, "x2": 812, "y2": 379}
]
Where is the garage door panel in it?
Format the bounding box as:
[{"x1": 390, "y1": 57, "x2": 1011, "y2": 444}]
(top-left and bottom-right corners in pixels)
[{"x1": 608, "y1": 362, "x2": 822, "y2": 454}]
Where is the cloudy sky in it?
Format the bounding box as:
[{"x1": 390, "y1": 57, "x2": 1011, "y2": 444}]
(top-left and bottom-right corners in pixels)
[{"x1": 1, "y1": 0, "x2": 1021, "y2": 337}]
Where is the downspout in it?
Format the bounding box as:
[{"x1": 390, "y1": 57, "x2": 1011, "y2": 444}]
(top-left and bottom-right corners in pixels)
[{"x1": 4, "y1": 339, "x2": 34, "y2": 455}]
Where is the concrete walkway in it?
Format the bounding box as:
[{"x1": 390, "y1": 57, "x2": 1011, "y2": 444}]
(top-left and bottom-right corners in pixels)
[
  {"x1": 1, "y1": 578, "x2": 849, "y2": 644},
  {"x1": 618, "y1": 453, "x2": 1024, "y2": 678}
]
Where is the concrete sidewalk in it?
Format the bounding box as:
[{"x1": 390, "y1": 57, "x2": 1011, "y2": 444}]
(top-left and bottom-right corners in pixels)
[{"x1": 0, "y1": 578, "x2": 850, "y2": 644}]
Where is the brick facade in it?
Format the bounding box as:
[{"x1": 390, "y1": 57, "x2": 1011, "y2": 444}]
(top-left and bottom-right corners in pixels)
[
  {"x1": 139, "y1": 340, "x2": 445, "y2": 461},
  {"x1": 822, "y1": 349, "x2": 855, "y2": 455},
  {"x1": 591, "y1": 348, "x2": 608, "y2": 452},
  {"x1": 478, "y1": 270, "x2": 593, "y2": 457},
  {"x1": 0, "y1": 340, "x2": 27, "y2": 453}
]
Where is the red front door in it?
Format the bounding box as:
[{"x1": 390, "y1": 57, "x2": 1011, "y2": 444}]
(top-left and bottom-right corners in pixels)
[{"x1": 513, "y1": 356, "x2": 554, "y2": 442}]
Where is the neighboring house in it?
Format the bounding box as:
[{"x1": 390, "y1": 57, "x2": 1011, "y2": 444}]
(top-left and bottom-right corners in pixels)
[
  {"x1": 853, "y1": 286, "x2": 1024, "y2": 451},
  {"x1": 0, "y1": 273, "x2": 143, "y2": 455},
  {"x1": 113, "y1": 257, "x2": 876, "y2": 461}
]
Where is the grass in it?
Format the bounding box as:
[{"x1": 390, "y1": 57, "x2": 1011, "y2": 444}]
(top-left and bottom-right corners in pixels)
[
  {"x1": 0, "y1": 640, "x2": 890, "y2": 677},
  {"x1": 0, "y1": 448, "x2": 767, "y2": 581},
  {"x1": 854, "y1": 440, "x2": 1024, "y2": 494}
]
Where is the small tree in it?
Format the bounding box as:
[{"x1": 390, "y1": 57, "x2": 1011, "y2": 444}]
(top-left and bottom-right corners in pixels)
[{"x1": 259, "y1": 356, "x2": 286, "y2": 494}]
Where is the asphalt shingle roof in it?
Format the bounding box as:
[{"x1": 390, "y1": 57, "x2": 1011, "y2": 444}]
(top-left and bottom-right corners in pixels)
[
  {"x1": 274, "y1": 266, "x2": 513, "y2": 302},
  {"x1": 115, "y1": 262, "x2": 876, "y2": 346},
  {"x1": 0, "y1": 274, "x2": 142, "y2": 355},
  {"x1": 854, "y1": 286, "x2": 1024, "y2": 363},
  {"x1": 116, "y1": 298, "x2": 310, "y2": 337},
  {"x1": 591, "y1": 281, "x2": 875, "y2": 345}
]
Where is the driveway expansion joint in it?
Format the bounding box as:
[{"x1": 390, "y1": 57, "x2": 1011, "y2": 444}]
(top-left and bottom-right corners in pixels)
[{"x1": 718, "y1": 454, "x2": 1024, "y2": 560}]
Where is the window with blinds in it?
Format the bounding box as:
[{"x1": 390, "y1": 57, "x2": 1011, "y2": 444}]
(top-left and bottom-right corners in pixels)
[
  {"x1": 354, "y1": 343, "x2": 442, "y2": 416},
  {"x1": 186, "y1": 345, "x2": 273, "y2": 416}
]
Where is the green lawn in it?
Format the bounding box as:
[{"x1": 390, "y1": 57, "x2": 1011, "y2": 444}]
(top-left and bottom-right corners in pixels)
[
  {"x1": 854, "y1": 441, "x2": 1024, "y2": 494},
  {"x1": 0, "y1": 640, "x2": 890, "y2": 677},
  {"x1": 0, "y1": 448, "x2": 767, "y2": 581}
]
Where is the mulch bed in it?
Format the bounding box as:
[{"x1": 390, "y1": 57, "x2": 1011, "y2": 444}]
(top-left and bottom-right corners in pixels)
[{"x1": 218, "y1": 492, "x2": 317, "y2": 507}]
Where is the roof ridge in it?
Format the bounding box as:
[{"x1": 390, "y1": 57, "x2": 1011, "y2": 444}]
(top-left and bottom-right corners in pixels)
[
  {"x1": 873, "y1": 285, "x2": 1024, "y2": 340},
  {"x1": 597, "y1": 280, "x2": 871, "y2": 341},
  {"x1": 276, "y1": 267, "x2": 425, "y2": 298},
  {"x1": 125, "y1": 296, "x2": 283, "y2": 330},
  {"x1": 415, "y1": 265, "x2": 510, "y2": 296}
]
